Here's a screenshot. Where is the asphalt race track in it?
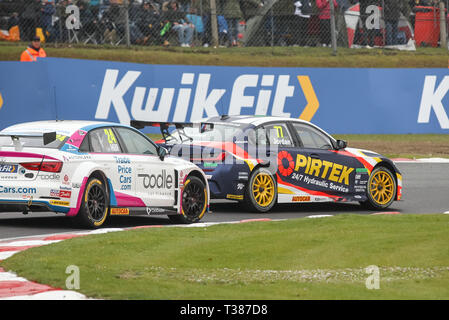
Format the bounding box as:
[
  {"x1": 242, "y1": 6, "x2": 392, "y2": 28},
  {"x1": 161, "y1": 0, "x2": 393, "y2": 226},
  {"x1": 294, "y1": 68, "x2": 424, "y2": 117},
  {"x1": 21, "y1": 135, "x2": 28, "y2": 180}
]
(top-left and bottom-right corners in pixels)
[{"x1": 0, "y1": 162, "x2": 448, "y2": 240}]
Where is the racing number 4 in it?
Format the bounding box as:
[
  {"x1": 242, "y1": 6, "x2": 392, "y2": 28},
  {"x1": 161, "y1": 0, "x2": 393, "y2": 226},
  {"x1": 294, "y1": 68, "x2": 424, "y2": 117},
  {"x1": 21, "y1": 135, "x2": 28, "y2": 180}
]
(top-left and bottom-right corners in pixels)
[{"x1": 104, "y1": 128, "x2": 117, "y2": 144}]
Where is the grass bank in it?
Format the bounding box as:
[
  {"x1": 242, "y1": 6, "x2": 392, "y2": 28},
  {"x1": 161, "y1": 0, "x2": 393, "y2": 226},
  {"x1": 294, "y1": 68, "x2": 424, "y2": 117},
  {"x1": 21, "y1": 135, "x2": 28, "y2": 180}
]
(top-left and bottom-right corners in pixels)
[
  {"x1": 333, "y1": 134, "x2": 449, "y2": 159},
  {"x1": 0, "y1": 42, "x2": 447, "y2": 68},
  {"x1": 3, "y1": 214, "x2": 449, "y2": 300}
]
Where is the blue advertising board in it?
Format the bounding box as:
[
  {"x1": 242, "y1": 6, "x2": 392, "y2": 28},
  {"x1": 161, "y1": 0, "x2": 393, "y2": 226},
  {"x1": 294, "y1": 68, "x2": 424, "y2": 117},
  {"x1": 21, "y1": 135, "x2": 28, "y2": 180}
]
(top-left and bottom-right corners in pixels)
[{"x1": 0, "y1": 57, "x2": 448, "y2": 134}]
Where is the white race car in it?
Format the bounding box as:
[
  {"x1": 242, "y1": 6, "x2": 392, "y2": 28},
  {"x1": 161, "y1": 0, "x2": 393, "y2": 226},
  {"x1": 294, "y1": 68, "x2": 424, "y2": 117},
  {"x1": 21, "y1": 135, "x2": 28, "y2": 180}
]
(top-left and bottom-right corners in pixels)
[{"x1": 0, "y1": 120, "x2": 209, "y2": 228}]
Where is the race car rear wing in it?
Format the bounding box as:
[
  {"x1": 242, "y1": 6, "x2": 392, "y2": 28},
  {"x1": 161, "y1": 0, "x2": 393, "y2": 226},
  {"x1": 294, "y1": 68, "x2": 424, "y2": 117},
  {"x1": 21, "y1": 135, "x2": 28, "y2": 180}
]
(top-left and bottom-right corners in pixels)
[
  {"x1": 130, "y1": 120, "x2": 214, "y2": 143},
  {"x1": 0, "y1": 132, "x2": 57, "y2": 145}
]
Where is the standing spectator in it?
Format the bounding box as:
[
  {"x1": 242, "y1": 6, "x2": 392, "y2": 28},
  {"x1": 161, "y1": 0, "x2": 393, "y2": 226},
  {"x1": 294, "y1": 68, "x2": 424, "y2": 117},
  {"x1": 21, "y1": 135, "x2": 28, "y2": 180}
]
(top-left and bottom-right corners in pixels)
[
  {"x1": 8, "y1": 12, "x2": 20, "y2": 30},
  {"x1": 178, "y1": 0, "x2": 190, "y2": 12},
  {"x1": 191, "y1": 0, "x2": 212, "y2": 47},
  {"x1": 316, "y1": 0, "x2": 338, "y2": 46},
  {"x1": 79, "y1": 1, "x2": 101, "y2": 43},
  {"x1": 162, "y1": 0, "x2": 194, "y2": 47},
  {"x1": 272, "y1": 0, "x2": 294, "y2": 46},
  {"x1": 240, "y1": 0, "x2": 264, "y2": 21},
  {"x1": 186, "y1": 7, "x2": 204, "y2": 45},
  {"x1": 384, "y1": 0, "x2": 411, "y2": 45},
  {"x1": 20, "y1": 0, "x2": 41, "y2": 41},
  {"x1": 215, "y1": 1, "x2": 229, "y2": 46},
  {"x1": 335, "y1": 0, "x2": 351, "y2": 47},
  {"x1": 55, "y1": 0, "x2": 70, "y2": 42},
  {"x1": 40, "y1": 0, "x2": 56, "y2": 42},
  {"x1": 138, "y1": 1, "x2": 162, "y2": 45},
  {"x1": 357, "y1": 0, "x2": 379, "y2": 47},
  {"x1": 101, "y1": 1, "x2": 128, "y2": 44},
  {"x1": 220, "y1": 0, "x2": 242, "y2": 46},
  {"x1": 291, "y1": 1, "x2": 312, "y2": 46},
  {"x1": 20, "y1": 36, "x2": 47, "y2": 62}
]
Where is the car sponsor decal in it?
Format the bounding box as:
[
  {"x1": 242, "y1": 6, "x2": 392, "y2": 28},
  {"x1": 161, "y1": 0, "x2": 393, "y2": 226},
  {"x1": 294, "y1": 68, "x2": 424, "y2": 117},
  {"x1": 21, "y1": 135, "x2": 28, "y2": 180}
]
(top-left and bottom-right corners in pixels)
[
  {"x1": 49, "y1": 200, "x2": 70, "y2": 207},
  {"x1": 278, "y1": 151, "x2": 294, "y2": 177},
  {"x1": 0, "y1": 186, "x2": 36, "y2": 194},
  {"x1": 39, "y1": 174, "x2": 60, "y2": 180},
  {"x1": 115, "y1": 156, "x2": 132, "y2": 191},
  {"x1": 0, "y1": 164, "x2": 17, "y2": 174},
  {"x1": 226, "y1": 194, "x2": 243, "y2": 200},
  {"x1": 59, "y1": 190, "x2": 72, "y2": 198},
  {"x1": 292, "y1": 196, "x2": 311, "y2": 202},
  {"x1": 146, "y1": 207, "x2": 166, "y2": 215},
  {"x1": 110, "y1": 208, "x2": 130, "y2": 215},
  {"x1": 279, "y1": 151, "x2": 355, "y2": 188},
  {"x1": 138, "y1": 170, "x2": 174, "y2": 197},
  {"x1": 64, "y1": 130, "x2": 87, "y2": 149}
]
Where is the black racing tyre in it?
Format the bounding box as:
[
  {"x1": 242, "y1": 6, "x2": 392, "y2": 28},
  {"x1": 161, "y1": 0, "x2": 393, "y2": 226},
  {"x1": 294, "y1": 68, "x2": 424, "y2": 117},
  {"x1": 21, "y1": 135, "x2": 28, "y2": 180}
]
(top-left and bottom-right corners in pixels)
[
  {"x1": 244, "y1": 167, "x2": 277, "y2": 213},
  {"x1": 361, "y1": 166, "x2": 397, "y2": 210},
  {"x1": 168, "y1": 176, "x2": 207, "y2": 224},
  {"x1": 76, "y1": 178, "x2": 109, "y2": 229}
]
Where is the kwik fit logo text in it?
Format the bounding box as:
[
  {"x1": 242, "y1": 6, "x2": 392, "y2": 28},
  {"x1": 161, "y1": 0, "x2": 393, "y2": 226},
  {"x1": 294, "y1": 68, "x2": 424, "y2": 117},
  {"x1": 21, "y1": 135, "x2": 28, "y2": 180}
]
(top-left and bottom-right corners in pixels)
[{"x1": 95, "y1": 69, "x2": 319, "y2": 123}]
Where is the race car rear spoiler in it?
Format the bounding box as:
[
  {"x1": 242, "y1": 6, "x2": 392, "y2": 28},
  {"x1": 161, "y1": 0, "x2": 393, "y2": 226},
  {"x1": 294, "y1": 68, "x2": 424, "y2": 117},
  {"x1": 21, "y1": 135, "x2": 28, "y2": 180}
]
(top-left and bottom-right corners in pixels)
[
  {"x1": 0, "y1": 132, "x2": 57, "y2": 145},
  {"x1": 130, "y1": 120, "x2": 214, "y2": 143},
  {"x1": 130, "y1": 120, "x2": 195, "y2": 130}
]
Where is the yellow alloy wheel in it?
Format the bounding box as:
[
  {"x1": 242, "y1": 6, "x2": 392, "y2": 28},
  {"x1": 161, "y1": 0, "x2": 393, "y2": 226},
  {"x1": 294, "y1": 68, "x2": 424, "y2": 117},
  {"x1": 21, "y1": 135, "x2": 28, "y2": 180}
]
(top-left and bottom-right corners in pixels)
[
  {"x1": 369, "y1": 170, "x2": 395, "y2": 205},
  {"x1": 252, "y1": 173, "x2": 275, "y2": 207}
]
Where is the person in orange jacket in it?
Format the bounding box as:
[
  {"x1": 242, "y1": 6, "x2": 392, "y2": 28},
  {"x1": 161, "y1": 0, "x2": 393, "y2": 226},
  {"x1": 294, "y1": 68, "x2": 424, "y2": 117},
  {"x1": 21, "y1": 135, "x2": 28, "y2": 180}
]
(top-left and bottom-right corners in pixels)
[{"x1": 20, "y1": 36, "x2": 47, "y2": 62}]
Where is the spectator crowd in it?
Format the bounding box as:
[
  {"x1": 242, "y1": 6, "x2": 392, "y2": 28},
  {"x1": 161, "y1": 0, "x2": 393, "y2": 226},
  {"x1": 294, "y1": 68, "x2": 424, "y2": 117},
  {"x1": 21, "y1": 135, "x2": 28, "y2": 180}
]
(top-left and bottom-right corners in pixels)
[{"x1": 0, "y1": 0, "x2": 446, "y2": 48}]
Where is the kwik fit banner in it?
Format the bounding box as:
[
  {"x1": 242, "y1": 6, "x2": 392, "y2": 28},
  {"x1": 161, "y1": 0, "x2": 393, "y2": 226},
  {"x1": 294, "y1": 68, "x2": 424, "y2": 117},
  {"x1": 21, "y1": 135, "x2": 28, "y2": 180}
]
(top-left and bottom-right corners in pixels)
[{"x1": 0, "y1": 57, "x2": 448, "y2": 134}]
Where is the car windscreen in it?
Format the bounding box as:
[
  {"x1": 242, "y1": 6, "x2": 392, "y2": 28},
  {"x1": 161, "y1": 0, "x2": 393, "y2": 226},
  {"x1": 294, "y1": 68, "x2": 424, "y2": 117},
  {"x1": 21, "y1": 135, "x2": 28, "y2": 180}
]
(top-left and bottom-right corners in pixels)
[{"x1": 0, "y1": 134, "x2": 68, "y2": 149}]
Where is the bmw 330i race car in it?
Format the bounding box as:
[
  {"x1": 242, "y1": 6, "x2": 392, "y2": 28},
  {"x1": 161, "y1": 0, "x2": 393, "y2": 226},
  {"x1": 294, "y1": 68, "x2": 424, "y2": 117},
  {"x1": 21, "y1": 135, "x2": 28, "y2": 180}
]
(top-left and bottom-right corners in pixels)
[
  {"x1": 0, "y1": 120, "x2": 209, "y2": 228},
  {"x1": 132, "y1": 116, "x2": 402, "y2": 213}
]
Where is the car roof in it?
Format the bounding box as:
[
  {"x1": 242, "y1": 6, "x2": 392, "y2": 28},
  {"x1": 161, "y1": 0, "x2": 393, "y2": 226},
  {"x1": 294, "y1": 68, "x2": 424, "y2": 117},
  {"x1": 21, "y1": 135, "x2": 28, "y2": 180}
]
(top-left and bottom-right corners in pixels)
[
  {"x1": 202, "y1": 115, "x2": 335, "y2": 140},
  {"x1": 0, "y1": 120, "x2": 127, "y2": 137},
  {"x1": 205, "y1": 115, "x2": 311, "y2": 126}
]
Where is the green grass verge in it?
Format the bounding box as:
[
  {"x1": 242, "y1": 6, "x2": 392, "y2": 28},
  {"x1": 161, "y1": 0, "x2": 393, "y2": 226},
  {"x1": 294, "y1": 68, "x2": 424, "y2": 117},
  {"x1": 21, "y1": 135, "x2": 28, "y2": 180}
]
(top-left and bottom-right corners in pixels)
[
  {"x1": 333, "y1": 134, "x2": 449, "y2": 159},
  {"x1": 0, "y1": 42, "x2": 448, "y2": 68},
  {"x1": 3, "y1": 214, "x2": 449, "y2": 300}
]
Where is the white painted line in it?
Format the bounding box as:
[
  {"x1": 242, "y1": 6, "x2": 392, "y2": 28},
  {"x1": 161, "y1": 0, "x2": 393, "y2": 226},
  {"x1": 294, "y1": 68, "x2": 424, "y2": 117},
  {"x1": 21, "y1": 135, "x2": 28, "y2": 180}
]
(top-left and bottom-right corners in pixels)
[
  {"x1": 307, "y1": 215, "x2": 333, "y2": 219},
  {"x1": 0, "y1": 240, "x2": 61, "y2": 247},
  {"x1": 0, "y1": 271, "x2": 28, "y2": 282},
  {"x1": 0, "y1": 291, "x2": 90, "y2": 300},
  {"x1": 87, "y1": 228, "x2": 125, "y2": 235},
  {"x1": 394, "y1": 158, "x2": 449, "y2": 164},
  {"x1": 0, "y1": 251, "x2": 20, "y2": 260},
  {"x1": 416, "y1": 158, "x2": 449, "y2": 163},
  {"x1": 443, "y1": 211, "x2": 449, "y2": 214}
]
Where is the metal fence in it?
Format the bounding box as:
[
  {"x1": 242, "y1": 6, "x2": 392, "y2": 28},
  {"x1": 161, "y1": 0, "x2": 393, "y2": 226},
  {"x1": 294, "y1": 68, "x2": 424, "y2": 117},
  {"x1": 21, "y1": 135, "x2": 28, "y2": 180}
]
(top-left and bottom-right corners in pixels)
[{"x1": 0, "y1": 0, "x2": 447, "y2": 51}]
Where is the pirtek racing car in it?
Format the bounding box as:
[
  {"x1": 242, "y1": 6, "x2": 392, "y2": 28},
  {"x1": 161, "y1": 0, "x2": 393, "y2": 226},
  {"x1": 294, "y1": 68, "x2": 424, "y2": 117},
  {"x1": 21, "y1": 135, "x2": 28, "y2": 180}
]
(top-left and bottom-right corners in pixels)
[
  {"x1": 132, "y1": 115, "x2": 402, "y2": 213},
  {"x1": 0, "y1": 120, "x2": 209, "y2": 228}
]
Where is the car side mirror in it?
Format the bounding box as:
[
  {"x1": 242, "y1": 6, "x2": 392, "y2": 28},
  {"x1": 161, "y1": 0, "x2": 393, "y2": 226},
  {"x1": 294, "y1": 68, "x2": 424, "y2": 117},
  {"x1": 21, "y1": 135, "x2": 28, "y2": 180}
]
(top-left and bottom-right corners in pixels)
[
  {"x1": 335, "y1": 140, "x2": 347, "y2": 150},
  {"x1": 158, "y1": 146, "x2": 168, "y2": 161}
]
